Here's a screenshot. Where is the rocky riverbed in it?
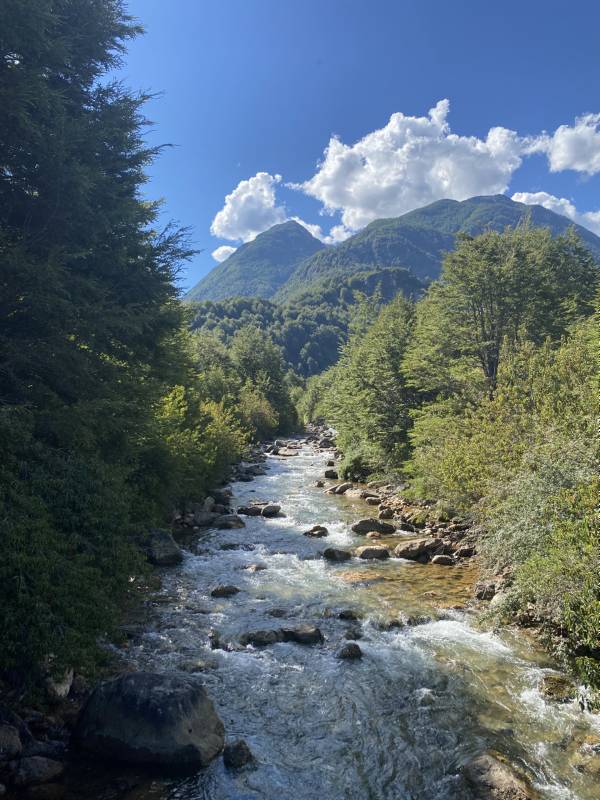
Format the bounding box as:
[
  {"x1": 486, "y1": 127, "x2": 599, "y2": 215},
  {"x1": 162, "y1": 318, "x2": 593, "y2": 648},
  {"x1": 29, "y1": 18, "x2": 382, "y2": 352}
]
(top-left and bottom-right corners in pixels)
[{"x1": 3, "y1": 429, "x2": 600, "y2": 799}]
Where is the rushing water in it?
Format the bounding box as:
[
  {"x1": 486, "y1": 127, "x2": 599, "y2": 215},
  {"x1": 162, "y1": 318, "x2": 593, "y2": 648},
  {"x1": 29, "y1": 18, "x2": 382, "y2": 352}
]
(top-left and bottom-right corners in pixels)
[{"x1": 73, "y1": 440, "x2": 600, "y2": 800}]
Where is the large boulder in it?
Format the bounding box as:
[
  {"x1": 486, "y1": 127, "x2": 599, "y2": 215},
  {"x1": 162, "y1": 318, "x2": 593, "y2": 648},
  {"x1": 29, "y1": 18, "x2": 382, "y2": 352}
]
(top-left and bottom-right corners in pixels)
[
  {"x1": 261, "y1": 504, "x2": 281, "y2": 518},
  {"x1": 13, "y1": 757, "x2": 64, "y2": 787},
  {"x1": 463, "y1": 753, "x2": 539, "y2": 799},
  {"x1": 304, "y1": 525, "x2": 328, "y2": 538},
  {"x1": 351, "y1": 519, "x2": 395, "y2": 535},
  {"x1": 214, "y1": 514, "x2": 245, "y2": 529},
  {"x1": 323, "y1": 547, "x2": 352, "y2": 562},
  {"x1": 147, "y1": 529, "x2": 183, "y2": 567},
  {"x1": 0, "y1": 723, "x2": 22, "y2": 760},
  {"x1": 73, "y1": 672, "x2": 224, "y2": 769},
  {"x1": 394, "y1": 538, "x2": 442, "y2": 561},
  {"x1": 281, "y1": 625, "x2": 324, "y2": 645},
  {"x1": 355, "y1": 545, "x2": 390, "y2": 560}
]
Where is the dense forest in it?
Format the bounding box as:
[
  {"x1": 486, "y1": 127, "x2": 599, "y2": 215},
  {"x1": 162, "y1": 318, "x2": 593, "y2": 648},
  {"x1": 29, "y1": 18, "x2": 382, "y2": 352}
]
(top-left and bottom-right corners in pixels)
[
  {"x1": 189, "y1": 266, "x2": 423, "y2": 376},
  {"x1": 0, "y1": 0, "x2": 297, "y2": 679},
  {"x1": 301, "y1": 226, "x2": 600, "y2": 683}
]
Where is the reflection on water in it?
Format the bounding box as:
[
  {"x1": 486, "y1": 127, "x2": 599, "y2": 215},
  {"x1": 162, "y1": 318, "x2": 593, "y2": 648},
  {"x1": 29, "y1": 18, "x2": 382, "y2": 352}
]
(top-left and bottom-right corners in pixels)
[{"x1": 69, "y1": 443, "x2": 600, "y2": 800}]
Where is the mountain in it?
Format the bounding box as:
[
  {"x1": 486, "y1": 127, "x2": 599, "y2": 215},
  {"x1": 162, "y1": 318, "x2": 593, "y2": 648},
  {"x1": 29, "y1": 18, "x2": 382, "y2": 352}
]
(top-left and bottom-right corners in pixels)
[
  {"x1": 276, "y1": 195, "x2": 600, "y2": 300},
  {"x1": 186, "y1": 220, "x2": 325, "y2": 301}
]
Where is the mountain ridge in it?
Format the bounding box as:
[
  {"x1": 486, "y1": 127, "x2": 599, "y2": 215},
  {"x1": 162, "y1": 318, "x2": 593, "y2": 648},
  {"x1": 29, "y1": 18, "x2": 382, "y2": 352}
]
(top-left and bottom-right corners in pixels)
[{"x1": 187, "y1": 195, "x2": 600, "y2": 303}]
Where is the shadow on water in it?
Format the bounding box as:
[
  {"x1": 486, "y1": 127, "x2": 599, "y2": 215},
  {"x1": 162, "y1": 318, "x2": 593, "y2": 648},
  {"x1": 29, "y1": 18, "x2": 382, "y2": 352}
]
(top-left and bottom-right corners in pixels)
[{"x1": 66, "y1": 443, "x2": 600, "y2": 800}]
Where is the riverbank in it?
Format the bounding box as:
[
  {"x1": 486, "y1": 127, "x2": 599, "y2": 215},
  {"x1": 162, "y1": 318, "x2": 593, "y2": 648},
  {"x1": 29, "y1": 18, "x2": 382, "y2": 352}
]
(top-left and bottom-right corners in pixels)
[{"x1": 2, "y1": 428, "x2": 600, "y2": 799}]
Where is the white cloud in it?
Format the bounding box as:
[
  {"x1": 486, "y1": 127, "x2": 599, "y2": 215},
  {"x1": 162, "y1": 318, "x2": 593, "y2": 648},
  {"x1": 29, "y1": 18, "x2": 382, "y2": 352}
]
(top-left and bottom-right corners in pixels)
[
  {"x1": 211, "y1": 245, "x2": 237, "y2": 262},
  {"x1": 210, "y1": 171, "x2": 349, "y2": 247},
  {"x1": 512, "y1": 190, "x2": 600, "y2": 236},
  {"x1": 290, "y1": 217, "x2": 352, "y2": 244},
  {"x1": 210, "y1": 172, "x2": 287, "y2": 242},
  {"x1": 531, "y1": 113, "x2": 600, "y2": 175},
  {"x1": 293, "y1": 100, "x2": 525, "y2": 231}
]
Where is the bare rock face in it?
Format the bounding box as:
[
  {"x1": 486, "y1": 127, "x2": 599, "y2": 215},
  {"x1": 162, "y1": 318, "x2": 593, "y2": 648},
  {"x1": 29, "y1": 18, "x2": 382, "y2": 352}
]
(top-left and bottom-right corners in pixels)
[
  {"x1": 463, "y1": 753, "x2": 539, "y2": 799},
  {"x1": 73, "y1": 672, "x2": 224, "y2": 769}
]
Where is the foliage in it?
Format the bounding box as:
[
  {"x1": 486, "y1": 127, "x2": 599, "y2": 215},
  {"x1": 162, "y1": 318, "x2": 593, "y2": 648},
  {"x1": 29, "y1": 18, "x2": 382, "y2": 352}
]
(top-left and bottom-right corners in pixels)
[
  {"x1": 278, "y1": 194, "x2": 600, "y2": 298},
  {"x1": 0, "y1": 2, "x2": 297, "y2": 680},
  {"x1": 189, "y1": 267, "x2": 423, "y2": 376},
  {"x1": 186, "y1": 220, "x2": 324, "y2": 301},
  {"x1": 309, "y1": 296, "x2": 418, "y2": 478}
]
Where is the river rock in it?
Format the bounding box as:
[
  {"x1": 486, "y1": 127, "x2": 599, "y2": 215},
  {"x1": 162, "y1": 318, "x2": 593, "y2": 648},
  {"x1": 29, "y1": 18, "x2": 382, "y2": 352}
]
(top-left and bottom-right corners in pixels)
[
  {"x1": 223, "y1": 739, "x2": 254, "y2": 769},
  {"x1": 73, "y1": 672, "x2": 224, "y2": 768},
  {"x1": 323, "y1": 547, "x2": 352, "y2": 562},
  {"x1": 355, "y1": 545, "x2": 390, "y2": 560},
  {"x1": 378, "y1": 508, "x2": 394, "y2": 519},
  {"x1": 261, "y1": 504, "x2": 281, "y2": 518},
  {"x1": 366, "y1": 531, "x2": 381, "y2": 539},
  {"x1": 315, "y1": 480, "x2": 325, "y2": 488},
  {"x1": 324, "y1": 469, "x2": 338, "y2": 479},
  {"x1": 0, "y1": 723, "x2": 22, "y2": 759},
  {"x1": 333, "y1": 482, "x2": 353, "y2": 495},
  {"x1": 14, "y1": 757, "x2": 64, "y2": 787},
  {"x1": 245, "y1": 563, "x2": 267, "y2": 572},
  {"x1": 193, "y1": 510, "x2": 218, "y2": 528},
  {"x1": 456, "y1": 545, "x2": 475, "y2": 558},
  {"x1": 210, "y1": 585, "x2": 240, "y2": 598},
  {"x1": 281, "y1": 625, "x2": 324, "y2": 645},
  {"x1": 431, "y1": 554, "x2": 454, "y2": 566},
  {"x1": 215, "y1": 514, "x2": 246, "y2": 529},
  {"x1": 475, "y1": 581, "x2": 496, "y2": 600},
  {"x1": 147, "y1": 529, "x2": 183, "y2": 566},
  {"x1": 463, "y1": 753, "x2": 539, "y2": 799},
  {"x1": 338, "y1": 609, "x2": 360, "y2": 620},
  {"x1": 351, "y1": 519, "x2": 395, "y2": 535},
  {"x1": 240, "y1": 630, "x2": 284, "y2": 647},
  {"x1": 394, "y1": 538, "x2": 442, "y2": 561},
  {"x1": 540, "y1": 674, "x2": 576, "y2": 703},
  {"x1": 337, "y1": 642, "x2": 362, "y2": 660},
  {"x1": 236, "y1": 506, "x2": 262, "y2": 516},
  {"x1": 304, "y1": 525, "x2": 328, "y2": 537},
  {"x1": 365, "y1": 497, "x2": 380, "y2": 506}
]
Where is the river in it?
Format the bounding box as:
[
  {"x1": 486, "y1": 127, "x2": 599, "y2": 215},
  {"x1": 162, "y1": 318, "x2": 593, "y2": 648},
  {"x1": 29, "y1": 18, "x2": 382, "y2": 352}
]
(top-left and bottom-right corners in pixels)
[{"x1": 72, "y1": 438, "x2": 600, "y2": 800}]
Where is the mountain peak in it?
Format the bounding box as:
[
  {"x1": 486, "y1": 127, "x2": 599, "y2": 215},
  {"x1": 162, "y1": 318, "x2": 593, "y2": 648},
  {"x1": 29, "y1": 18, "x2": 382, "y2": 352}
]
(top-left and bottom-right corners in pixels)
[{"x1": 186, "y1": 219, "x2": 324, "y2": 302}]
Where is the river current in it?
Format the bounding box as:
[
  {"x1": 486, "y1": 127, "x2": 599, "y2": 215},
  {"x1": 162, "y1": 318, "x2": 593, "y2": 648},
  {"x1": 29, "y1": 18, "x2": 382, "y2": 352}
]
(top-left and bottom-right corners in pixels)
[{"x1": 75, "y1": 440, "x2": 600, "y2": 800}]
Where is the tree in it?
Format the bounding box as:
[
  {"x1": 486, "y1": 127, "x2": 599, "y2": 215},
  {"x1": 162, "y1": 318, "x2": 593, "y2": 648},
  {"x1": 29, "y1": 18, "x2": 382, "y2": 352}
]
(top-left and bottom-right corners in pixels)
[{"x1": 404, "y1": 225, "x2": 598, "y2": 396}]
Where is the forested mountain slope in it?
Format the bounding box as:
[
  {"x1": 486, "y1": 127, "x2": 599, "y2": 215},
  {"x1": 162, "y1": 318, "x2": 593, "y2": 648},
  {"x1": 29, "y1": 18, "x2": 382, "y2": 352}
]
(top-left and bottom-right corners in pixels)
[
  {"x1": 278, "y1": 194, "x2": 600, "y2": 298},
  {"x1": 186, "y1": 221, "x2": 324, "y2": 301}
]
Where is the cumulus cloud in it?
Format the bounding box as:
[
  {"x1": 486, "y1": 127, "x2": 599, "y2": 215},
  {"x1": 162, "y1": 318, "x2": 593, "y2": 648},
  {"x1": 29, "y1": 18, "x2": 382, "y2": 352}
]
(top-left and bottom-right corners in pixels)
[
  {"x1": 293, "y1": 99, "x2": 525, "y2": 231},
  {"x1": 211, "y1": 245, "x2": 237, "y2": 262},
  {"x1": 210, "y1": 171, "x2": 349, "y2": 247},
  {"x1": 531, "y1": 113, "x2": 600, "y2": 175},
  {"x1": 512, "y1": 190, "x2": 600, "y2": 236},
  {"x1": 210, "y1": 172, "x2": 287, "y2": 243}
]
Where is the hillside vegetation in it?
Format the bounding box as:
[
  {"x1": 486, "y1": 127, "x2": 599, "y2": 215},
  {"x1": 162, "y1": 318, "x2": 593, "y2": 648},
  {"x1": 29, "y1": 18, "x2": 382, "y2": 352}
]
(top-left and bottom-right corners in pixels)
[
  {"x1": 189, "y1": 267, "x2": 423, "y2": 376},
  {"x1": 301, "y1": 225, "x2": 600, "y2": 683}
]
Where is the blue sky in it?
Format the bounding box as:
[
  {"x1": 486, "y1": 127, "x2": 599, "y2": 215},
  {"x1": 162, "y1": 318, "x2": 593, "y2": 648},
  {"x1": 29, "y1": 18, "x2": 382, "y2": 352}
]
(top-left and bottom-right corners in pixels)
[{"x1": 119, "y1": 0, "x2": 600, "y2": 290}]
